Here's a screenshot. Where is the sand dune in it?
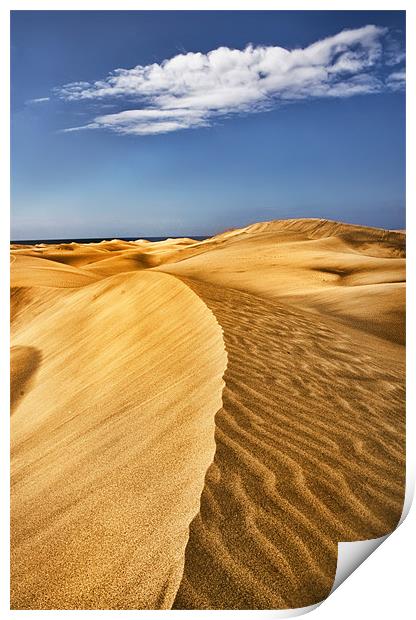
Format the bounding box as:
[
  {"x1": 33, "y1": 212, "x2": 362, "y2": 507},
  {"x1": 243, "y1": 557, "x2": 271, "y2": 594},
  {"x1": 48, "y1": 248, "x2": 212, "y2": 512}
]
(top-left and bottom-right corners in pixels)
[
  {"x1": 10, "y1": 218, "x2": 405, "y2": 610},
  {"x1": 11, "y1": 271, "x2": 226, "y2": 609},
  {"x1": 159, "y1": 219, "x2": 405, "y2": 343},
  {"x1": 11, "y1": 238, "x2": 198, "y2": 269},
  {"x1": 172, "y1": 279, "x2": 405, "y2": 609},
  {"x1": 11, "y1": 254, "x2": 100, "y2": 288}
]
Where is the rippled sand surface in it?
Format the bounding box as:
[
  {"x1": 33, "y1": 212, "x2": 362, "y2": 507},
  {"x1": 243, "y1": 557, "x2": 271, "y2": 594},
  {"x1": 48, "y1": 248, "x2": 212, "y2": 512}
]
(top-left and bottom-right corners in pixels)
[{"x1": 11, "y1": 219, "x2": 405, "y2": 609}]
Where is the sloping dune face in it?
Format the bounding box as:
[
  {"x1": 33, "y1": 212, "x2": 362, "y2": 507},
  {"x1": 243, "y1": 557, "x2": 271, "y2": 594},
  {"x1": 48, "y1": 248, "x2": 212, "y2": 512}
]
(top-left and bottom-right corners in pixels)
[
  {"x1": 11, "y1": 270, "x2": 227, "y2": 609},
  {"x1": 11, "y1": 254, "x2": 100, "y2": 288},
  {"x1": 159, "y1": 218, "x2": 405, "y2": 344},
  {"x1": 10, "y1": 218, "x2": 405, "y2": 610}
]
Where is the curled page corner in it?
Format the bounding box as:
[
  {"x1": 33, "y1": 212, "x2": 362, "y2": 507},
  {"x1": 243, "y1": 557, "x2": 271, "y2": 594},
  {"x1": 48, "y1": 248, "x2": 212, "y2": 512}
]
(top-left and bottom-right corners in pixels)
[
  {"x1": 330, "y1": 535, "x2": 389, "y2": 595},
  {"x1": 329, "y1": 472, "x2": 414, "y2": 597},
  {"x1": 254, "y1": 471, "x2": 413, "y2": 617}
]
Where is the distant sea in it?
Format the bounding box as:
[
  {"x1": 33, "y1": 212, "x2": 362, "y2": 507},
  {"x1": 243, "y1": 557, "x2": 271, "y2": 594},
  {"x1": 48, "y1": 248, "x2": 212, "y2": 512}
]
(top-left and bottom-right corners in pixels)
[{"x1": 11, "y1": 236, "x2": 208, "y2": 245}]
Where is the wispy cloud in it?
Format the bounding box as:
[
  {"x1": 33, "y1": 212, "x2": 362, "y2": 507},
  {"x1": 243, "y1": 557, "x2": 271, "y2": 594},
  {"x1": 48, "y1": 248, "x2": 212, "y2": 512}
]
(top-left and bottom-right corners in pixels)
[
  {"x1": 27, "y1": 97, "x2": 50, "y2": 104},
  {"x1": 54, "y1": 25, "x2": 405, "y2": 136},
  {"x1": 386, "y1": 69, "x2": 406, "y2": 91}
]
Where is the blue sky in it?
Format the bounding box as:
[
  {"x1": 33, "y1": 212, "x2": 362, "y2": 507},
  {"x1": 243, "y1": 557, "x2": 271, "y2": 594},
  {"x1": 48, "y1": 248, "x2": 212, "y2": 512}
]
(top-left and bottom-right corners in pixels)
[{"x1": 11, "y1": 10, "x2": 405, "y2": 239}]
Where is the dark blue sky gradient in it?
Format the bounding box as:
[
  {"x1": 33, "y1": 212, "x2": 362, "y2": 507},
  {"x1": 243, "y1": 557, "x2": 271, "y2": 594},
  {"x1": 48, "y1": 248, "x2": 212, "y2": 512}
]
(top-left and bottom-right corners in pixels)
[{"x1": 11, "y1": 11, "x2": 405, "y2": 238}]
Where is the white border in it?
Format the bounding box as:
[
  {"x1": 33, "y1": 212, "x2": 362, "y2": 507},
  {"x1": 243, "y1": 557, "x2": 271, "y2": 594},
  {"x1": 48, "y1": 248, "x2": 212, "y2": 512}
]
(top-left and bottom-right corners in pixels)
[{"x1": 2, "y1": 1, "x2": 414, "y2": 618}]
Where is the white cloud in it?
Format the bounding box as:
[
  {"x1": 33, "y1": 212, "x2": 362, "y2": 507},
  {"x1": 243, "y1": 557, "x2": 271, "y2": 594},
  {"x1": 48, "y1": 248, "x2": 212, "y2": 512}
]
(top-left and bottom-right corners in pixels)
[
  {"x1": 27, "y1": 97, "x2": 50, "y2": 104},
  {"x1": 384, "y1": 33, "x2": 406, "y2": 66},
  {"x1": 56, "y1": 25, "x2": 405, "y2": 136},
  {"x1": 65, "y1": 108, "x2": 209, "y2": 135},
  {"x1": 386, "y1": 69, "x2": 406, "y2": 91}
]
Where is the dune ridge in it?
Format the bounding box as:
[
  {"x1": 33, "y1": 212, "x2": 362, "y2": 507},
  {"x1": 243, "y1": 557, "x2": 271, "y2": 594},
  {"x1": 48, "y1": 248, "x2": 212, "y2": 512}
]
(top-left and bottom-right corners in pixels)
[
  {"x1": 11, "y1": 270, "x2": 227, "y2": 609},
  {"x1": 10, "y1": 217, "x2": 405, "y2": 610},
  {"x1": 158, "y1": 219, "x2": 405, "y2": 344}
]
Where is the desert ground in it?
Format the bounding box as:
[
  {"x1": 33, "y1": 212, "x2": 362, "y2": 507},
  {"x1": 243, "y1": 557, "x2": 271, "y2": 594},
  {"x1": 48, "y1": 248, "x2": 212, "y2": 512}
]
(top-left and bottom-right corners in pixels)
[{"x1": 10, "y1": 218, "x2": 406, "y2": 609}]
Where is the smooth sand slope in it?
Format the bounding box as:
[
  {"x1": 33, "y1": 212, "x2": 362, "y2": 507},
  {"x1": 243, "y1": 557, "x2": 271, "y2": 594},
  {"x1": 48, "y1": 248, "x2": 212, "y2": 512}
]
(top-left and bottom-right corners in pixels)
[
  {"x1": 11, "y1": 271, "x2": 226, "y2": 609},
  {"x1": 10, "y1": 218, "x2": 405, "y2": 609},
  {"x1": 159, "y1": 219, "x2": 405, "y2": 344}
]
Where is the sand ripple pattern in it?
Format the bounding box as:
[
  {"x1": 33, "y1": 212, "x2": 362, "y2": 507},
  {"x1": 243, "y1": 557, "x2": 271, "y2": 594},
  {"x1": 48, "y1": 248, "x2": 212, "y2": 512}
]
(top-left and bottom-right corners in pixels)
[
  {"x1": 10, "y1": 220, "x2": 405, "y2": 610},
  {"x1": 173, "y1": 278, "x2": 405, "y2": 609}
]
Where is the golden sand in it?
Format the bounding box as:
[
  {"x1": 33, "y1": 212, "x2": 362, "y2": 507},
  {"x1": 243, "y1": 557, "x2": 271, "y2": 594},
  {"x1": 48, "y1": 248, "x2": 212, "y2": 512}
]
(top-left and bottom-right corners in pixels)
[
  {"x1": 10, "y1": 218, "x2": 405, "y2": 609},
  {"x1": 11, "y1": 271, "x2": 226, "y2": 608}
]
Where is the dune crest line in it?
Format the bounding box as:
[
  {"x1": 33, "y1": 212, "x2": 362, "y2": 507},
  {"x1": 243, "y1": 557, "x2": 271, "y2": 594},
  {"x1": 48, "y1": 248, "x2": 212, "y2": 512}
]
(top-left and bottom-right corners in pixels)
[
  {"x1": 11, "y1": 218, "x2": 405, "y2": 609},
  {"x1": 11, "y1": 270, "x2": 227, "y2": 609}
]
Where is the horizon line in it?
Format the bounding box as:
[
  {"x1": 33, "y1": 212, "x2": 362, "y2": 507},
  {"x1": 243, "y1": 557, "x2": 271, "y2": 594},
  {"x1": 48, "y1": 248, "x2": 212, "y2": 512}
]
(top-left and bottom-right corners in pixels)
[{"x1": 10, "y1": 217, "x2": 406, "y2": 244}]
